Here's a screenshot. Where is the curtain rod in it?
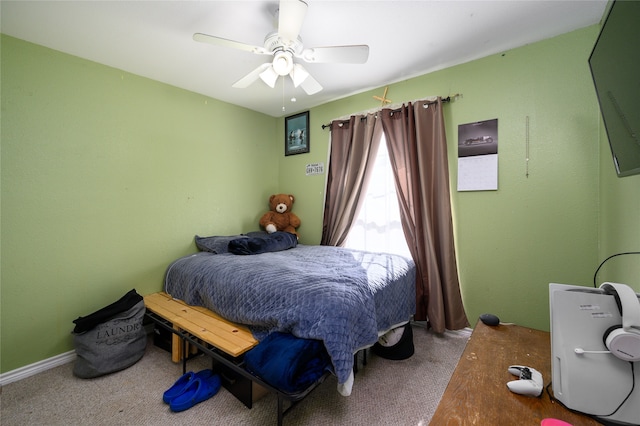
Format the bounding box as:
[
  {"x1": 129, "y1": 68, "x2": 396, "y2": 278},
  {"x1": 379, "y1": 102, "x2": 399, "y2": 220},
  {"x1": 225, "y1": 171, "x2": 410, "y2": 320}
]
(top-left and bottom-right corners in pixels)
[{"x1": 321, "y1": 94, "x2": 460, "y2": 130}]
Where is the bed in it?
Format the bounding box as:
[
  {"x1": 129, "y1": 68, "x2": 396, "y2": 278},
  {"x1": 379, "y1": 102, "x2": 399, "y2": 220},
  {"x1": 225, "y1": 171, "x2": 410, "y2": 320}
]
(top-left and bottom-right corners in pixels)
[{"x1": 163, "y1": 232, "x2": 416, "y2": 396}]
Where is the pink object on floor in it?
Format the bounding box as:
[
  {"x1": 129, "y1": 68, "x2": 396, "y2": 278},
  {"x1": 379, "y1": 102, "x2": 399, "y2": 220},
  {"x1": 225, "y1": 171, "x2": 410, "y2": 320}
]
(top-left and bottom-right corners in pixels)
[{"x1": 541, "y1": 419, "x2": 573, "y2": 426}]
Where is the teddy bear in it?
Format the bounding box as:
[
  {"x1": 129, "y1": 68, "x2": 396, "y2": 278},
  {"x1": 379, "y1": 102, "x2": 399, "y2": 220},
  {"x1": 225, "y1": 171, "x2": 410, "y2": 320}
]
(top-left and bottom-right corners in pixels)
[{"x1": 259, "y1": 194, "x2": 301, "y2": 237}]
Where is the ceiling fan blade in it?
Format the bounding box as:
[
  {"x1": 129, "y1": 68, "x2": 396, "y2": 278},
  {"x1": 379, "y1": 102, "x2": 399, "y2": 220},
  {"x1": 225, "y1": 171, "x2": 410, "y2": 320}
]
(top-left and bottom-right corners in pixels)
[
  {"x1": 300, "y1": 45, "x2": 370, "y2": 64},
  {"x1": 278, "y1": 0, "x2": 307, "y2": 42},
  {"x1": 193, "y1": 33, "x2": 269, "y2": 55},
  {"x1": 232, "y1": 63, "x2": 273, "y2": 88},
  {"x1": 296, "y1": 65, "x2": 322, "y2": 95}
]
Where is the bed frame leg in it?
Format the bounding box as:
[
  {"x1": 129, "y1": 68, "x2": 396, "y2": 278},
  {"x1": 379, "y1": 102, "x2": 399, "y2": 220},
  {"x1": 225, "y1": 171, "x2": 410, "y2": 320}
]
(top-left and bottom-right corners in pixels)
[
  {"x1": 182, "y1": 338, "x2": 188, "y2": 374},
  {"x1": 277, "y1": 394, "x2": 284, "y2": 426}
]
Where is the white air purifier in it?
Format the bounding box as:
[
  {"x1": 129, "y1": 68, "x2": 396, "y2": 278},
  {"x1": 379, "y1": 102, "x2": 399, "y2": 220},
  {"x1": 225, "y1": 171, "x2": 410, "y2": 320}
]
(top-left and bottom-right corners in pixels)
[{"x1": 549, "y1": 282, "x2": 640, "y2": 425}]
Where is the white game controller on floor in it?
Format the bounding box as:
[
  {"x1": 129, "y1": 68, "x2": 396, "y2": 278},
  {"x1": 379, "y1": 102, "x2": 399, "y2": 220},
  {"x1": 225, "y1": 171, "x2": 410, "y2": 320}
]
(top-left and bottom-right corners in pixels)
[{"x1": 507, "y1": 365, "x2": 543, "y2": 397}]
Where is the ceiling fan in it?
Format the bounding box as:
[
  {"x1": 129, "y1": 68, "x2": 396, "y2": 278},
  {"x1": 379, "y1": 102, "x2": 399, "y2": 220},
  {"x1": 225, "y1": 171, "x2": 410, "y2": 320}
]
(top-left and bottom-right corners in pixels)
[{"x1": 193, "y1": 0, "x2": 369, "y2": 95}]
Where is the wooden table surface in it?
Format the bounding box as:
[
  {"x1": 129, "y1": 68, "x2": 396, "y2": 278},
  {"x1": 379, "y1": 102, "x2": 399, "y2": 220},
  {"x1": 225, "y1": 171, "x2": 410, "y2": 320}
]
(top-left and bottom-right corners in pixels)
[{"x1": 430, "y1": 322, "x2": 601, "y2": 425}]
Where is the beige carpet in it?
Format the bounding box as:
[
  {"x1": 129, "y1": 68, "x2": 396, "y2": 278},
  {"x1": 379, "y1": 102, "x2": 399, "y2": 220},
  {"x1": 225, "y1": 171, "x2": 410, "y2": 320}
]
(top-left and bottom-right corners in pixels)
[{"x1": 0, "y1": 324, "x2": 470, "y2": 426}]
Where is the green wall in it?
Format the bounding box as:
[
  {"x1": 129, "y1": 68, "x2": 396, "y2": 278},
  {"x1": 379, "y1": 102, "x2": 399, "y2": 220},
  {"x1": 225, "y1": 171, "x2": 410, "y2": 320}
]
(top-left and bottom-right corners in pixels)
[
  {"x1": 284, "y1": 26, "x2": 608, "y2": 332},
  {"x1": 598, "y1": 122, "x2": 640, "y2": 286},
  {"x1": 1, "y1": 35, "x2": 280, "y2": 372}
]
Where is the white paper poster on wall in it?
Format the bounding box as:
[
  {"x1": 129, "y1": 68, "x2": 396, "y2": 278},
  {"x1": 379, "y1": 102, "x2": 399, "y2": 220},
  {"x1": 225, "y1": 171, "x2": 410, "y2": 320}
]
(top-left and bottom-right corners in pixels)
[{"x1": 457, "y1": 119, "x2": 498, "y2": 191}]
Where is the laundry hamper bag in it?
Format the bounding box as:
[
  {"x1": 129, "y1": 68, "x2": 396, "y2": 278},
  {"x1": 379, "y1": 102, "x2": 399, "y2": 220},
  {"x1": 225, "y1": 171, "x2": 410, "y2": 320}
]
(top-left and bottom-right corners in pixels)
[{"x1": 71, "y1": 289, "x2": 147, "y2": 378}]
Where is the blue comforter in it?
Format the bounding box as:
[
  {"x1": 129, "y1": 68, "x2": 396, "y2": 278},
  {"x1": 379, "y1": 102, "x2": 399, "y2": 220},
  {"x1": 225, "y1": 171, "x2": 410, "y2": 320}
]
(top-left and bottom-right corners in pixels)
[
  {"x1": 243, "y1": 332, "x2": 330, "y2": 394},
  {"x1": 164, "y1": 245, "x2": 416, "y2": 387}
]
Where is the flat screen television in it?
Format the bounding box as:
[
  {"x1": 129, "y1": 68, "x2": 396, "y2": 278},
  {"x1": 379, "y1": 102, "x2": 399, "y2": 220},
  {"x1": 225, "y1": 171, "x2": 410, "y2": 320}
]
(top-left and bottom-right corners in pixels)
[{"x1": 588, "y1": 0, "x2": 640, "y2": 177}]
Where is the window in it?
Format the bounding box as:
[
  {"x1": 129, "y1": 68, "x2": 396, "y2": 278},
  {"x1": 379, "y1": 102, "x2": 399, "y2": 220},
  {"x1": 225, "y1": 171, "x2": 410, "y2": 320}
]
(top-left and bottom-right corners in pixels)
[{"x1": 344, "y1": 135, "x2": 411, "y2": 258}]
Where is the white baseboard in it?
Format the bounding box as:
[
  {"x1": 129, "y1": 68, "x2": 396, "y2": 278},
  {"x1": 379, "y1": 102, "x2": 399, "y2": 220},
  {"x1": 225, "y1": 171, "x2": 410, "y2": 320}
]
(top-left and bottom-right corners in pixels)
[{"x1": 0, "y1": 350, "x2": 76, "y2": 386}]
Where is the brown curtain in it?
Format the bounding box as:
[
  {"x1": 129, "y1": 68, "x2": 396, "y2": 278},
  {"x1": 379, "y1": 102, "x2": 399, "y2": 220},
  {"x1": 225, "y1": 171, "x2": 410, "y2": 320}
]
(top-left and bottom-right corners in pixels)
[
  {"x1": 380, "y1": 99, "x2": 468, "y2": 332},
  {"x1": 320, "y1": 113, "x2": 383, "y2": 246}
]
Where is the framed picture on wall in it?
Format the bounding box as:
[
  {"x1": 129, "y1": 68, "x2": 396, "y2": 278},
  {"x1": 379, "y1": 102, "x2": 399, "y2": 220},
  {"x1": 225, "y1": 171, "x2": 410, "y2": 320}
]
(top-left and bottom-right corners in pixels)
[{"x1": 285, "y1": 111, "x2": 310, "y2": 156}]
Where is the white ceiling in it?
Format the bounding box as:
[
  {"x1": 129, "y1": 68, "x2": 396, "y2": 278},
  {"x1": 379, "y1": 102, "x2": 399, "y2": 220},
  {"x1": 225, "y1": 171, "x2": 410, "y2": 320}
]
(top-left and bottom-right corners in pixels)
[{"x1": 1, "y1": 0, "x2": 608, "y2": 117}]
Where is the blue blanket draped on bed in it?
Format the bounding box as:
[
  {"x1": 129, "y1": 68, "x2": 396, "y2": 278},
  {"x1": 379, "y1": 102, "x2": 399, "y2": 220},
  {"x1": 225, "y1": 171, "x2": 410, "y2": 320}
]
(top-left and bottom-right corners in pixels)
[
  {"x1": 243, "y1": 332, "x2": 330, "y2": 394},
  {"x1": 164, "y1": 244, "x2": 416, "y2": 388},
  {"x1": 228, "y1": 231, "x2": 297, "y2": 255}
]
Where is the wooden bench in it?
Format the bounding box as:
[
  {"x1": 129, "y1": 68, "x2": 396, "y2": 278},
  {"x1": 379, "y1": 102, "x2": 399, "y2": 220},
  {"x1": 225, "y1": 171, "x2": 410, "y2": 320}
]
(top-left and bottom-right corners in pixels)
[{"x1": 144, "y1": 292, "x2": 257, "y2": 362}]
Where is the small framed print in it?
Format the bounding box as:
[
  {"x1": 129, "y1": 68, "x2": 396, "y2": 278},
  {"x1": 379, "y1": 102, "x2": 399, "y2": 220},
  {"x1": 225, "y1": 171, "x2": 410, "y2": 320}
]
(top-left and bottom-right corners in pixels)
[{"x1": 285, "y1": 111, "x2": 310, "y2": 156}]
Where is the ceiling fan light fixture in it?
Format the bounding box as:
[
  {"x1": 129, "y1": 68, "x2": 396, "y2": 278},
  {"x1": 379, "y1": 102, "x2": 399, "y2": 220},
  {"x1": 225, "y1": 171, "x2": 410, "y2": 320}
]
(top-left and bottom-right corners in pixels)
[
  {"x1": 272, "y1": 51, "x2": 293, "y2": 76},
  {"x1": 290, "y1": 63, "x2": 309, "y2": 87},
  {"x1": 259, "y1": 66, "x2": 279, "y2": 88}
]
